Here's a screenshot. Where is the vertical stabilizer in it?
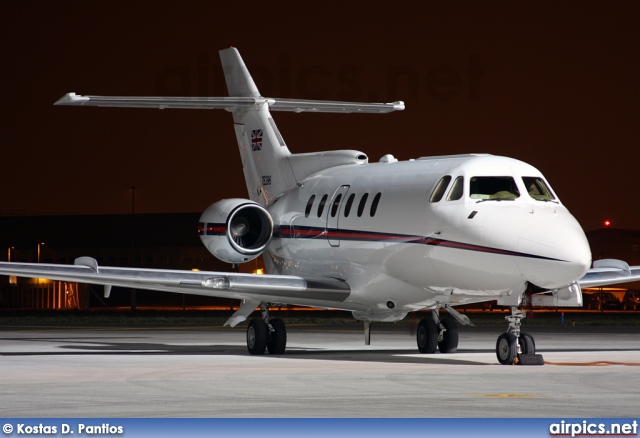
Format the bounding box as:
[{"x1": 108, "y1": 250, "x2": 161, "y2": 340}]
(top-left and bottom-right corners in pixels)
[
  {"x1": 219, "y1": 48, "x2": 260, "y2": 98},
  {"x1": 220, "y1": 47, "x2": 296, "y2": 205}
]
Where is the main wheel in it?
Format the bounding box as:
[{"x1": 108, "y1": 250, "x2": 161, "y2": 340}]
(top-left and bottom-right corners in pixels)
[
  {"x1": 267, "y1": 318, "x2": 287, "y2": 355},
  {"x1": 417, "y1": 318, "x2": 438, "y2": 354},
  {"x1": 496, "y1": 332, "x2": 517, "y2": 365},
  {"x1": 247, "y1": 318, "x2": 268, "y2": 355},
  {"x1": 438, "y1": 318, "x2": 459, "y2": 353},
  {"x1": 518, "y1": 332, "x2": 535, "y2": 355}
]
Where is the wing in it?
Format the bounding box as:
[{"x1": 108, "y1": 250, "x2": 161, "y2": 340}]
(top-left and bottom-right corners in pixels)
[
  {"x1": 578, "y1": 259, "x2": 640, "y2": 288},
  {"x1": 55, "y1": 93, "x2": 404, "y2": 114},
  {"x1": 0, "y1": 257, "x2": 363, "y2": 317}
]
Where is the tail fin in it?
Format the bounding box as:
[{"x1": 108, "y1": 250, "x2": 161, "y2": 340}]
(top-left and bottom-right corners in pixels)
[
  {"x1": 219, "y1": 47, "x2": 296, "y2": 206},
  {"x1": 219, "y1": 48, "x2": 260, "y2": 98}
]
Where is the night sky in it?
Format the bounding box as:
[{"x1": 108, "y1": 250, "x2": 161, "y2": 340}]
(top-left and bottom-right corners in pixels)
[{"x1": 2, "y1": 2, "x2": 639, "y2": 231}]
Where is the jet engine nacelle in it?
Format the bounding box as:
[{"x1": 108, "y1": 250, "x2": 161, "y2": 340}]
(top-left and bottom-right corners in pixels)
[{"x1": 198, "y1": 198, "x2": 273, "y2": 264}]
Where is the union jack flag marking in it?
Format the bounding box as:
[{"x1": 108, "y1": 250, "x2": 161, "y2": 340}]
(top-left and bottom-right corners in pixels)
[{"x1": 251, "y1": 129, "x2": 263, "y2": 151}]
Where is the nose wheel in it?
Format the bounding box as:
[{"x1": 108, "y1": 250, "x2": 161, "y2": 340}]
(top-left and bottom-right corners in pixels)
[
  {"x1": 496, "y1": 307, "x2": 542, "y2": 365},
  {"x1": 496, "y1": 332, "x2": 517, "y2": 364}
]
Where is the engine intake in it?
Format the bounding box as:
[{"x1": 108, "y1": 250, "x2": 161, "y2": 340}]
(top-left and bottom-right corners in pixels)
[{"x1": 199, "y1": 199, "x2": 273, "y2": 264}]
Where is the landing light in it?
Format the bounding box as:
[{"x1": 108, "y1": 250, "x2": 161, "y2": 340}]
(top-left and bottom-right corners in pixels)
[{"x1": 202, "y1": 277, "x2": 231, "y2": 290}]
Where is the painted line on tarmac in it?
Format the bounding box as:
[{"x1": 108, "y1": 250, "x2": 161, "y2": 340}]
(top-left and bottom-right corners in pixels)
[
  {"x1": 544, "y1": 360, "x2": 640, "y2": 366},
  {"x1": 469, "y1": 393, "x2": 542, "y2": 398}
]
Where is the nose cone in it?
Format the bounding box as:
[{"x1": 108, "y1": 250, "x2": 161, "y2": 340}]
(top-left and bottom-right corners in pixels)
[{"x1": 515, "y1": 219, "x2": 591, "y2": 289}]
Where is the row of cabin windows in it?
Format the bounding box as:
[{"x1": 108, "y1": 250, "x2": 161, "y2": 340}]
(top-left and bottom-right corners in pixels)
[{"x1": 305, "y1": 192, "x2": 382, "y2": 218}]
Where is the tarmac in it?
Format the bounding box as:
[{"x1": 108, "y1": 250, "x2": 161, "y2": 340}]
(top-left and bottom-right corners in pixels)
[{"x1": 0, "y1": 323, "x2": 639, "y2": 417}]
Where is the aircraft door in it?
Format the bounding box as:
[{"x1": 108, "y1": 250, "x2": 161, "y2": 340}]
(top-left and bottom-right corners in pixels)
[{"x1": 326, "y1": 185, "x2": 350, "y2": 247}]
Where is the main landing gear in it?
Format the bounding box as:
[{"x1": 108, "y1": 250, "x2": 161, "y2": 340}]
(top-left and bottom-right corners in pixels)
[
  {"x1": 246, "y1": 304, "x2": 287, "y2": 355},
  {"x1": 417, "y1": 309, "x2": 460, "y2": 354},
  {"x1": 495, "y1": 307, "x2": 542, "y2": 365}
]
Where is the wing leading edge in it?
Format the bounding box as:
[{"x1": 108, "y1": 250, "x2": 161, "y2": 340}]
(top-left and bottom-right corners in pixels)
[
  {"x1": 578, "y1": 259, "x2": 640, "y2": 288},
  {"x1": 0, "y1": 258, "x2": 362, "y2": 312}
]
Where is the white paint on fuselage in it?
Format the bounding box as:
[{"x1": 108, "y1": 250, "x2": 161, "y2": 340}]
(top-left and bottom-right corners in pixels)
[{"x1": 264, "y1": 154, "x2": 591, "y2": 318}]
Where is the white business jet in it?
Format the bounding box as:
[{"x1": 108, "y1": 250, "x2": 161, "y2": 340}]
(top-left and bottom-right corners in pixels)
[{"x1": 1, "y1": 47, "x2": 639, "y2": 364}]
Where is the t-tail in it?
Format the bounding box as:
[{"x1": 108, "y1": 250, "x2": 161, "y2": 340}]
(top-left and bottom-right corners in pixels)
[
  {"x1": 219, "y1": 47, "x2": 296, "y2": 205},
  {"x1": 55, "y1": 46, "x2": 404, "y2": 205}
]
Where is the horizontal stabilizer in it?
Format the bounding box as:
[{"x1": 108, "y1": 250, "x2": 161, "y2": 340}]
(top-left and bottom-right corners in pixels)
[
  {"x1": 269, "y1": 98, "x2": 404, "y2": 113},
  {"x1": 55, "y1": 93, "x2": 404, "y2": 113}
]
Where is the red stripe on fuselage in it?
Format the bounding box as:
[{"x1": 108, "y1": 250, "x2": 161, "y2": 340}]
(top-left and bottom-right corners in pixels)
[{"x1": 274, "y1": 226, "x2": 561, "y2": 261}]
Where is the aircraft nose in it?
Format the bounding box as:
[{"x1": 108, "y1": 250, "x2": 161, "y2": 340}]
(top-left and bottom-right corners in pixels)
[{"x1": 515, "y1": 219, "x2": 591, "y2": 289}]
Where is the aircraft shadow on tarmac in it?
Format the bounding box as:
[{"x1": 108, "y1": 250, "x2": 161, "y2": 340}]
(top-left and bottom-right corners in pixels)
[
  {"x1": 0, "y1": 336, "x2": 492, "y2": 365},
  {"x1": 2, "y1": 335, "x2": 638, "y2": 366},
  {"x1": 2, "y1": 324, "x2": 639, "y2": 366}
]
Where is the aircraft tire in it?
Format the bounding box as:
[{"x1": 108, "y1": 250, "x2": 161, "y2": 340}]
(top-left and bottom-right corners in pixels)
[
  {"x1": 496, "y1": 332, "x2": 517, "y2": 365},
  {"x1": 247, "y1": 318, "x2": 268, "y2": 355},
  {"x1": 518, "y1": 332, "x2": 535, "y2": 355},
  {"x1": 267, "y1": 318, "x2": 287, "y2": 355},
  {"x1": 417, "y1": 318, "x2": 438, "y2": 354},
  {"x1": 438, "y1": 318, "x2": 459, "y2": 353}
]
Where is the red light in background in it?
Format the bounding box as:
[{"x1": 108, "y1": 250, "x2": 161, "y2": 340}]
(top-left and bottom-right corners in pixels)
[{"x1": 604, "y1": 220, "x2": 611, "y2": 227}]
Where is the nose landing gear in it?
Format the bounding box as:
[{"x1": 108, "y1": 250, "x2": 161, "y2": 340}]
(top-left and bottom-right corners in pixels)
[{"x1": 496, "y1": 307, "x2": 543, "y2": 365}]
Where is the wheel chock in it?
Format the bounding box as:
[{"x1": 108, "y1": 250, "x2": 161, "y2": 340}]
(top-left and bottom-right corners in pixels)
[{"x1": 517, "y1": 353, "x2": 545, "y2": 365}]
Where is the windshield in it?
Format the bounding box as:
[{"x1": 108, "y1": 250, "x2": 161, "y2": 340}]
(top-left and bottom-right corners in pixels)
[
  {"x1": 522, "y1": 176, "x2": 556, "y2": 201},
  {"x1": 469, "y1": 176, "x2": 520, "y2": 200}
]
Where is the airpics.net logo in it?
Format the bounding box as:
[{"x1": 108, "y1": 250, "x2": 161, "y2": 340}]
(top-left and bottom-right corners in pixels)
[{"x1": 549, "y1": 420, "x2": 638, "y2": 437}]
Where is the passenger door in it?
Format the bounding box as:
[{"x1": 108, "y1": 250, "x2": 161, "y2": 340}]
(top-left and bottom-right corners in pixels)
[{"x1": 326, "y1": 185, "x2": 350, "y2": 247}]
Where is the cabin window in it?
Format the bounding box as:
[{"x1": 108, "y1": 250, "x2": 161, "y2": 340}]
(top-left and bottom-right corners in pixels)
[
  {"x1": 469, "y1": 176, "x2": 520, "y2": 200},
  {"x1": 305, "y1": 195, "x2": 315, "y2": 218},
  {"x1": 357, "y1": 193, "x2": 369, "y2": 217},
  {"x1": 370, "y1": 193, "x2": 382, "y2": 217},
  {"x1": 430, "y1": 175, "x2": 451, "y2": 202},
  {"x1": 344, "y1": 193, "x2": 356, "y2": 217},
  {"x1": 446, "y1": 176, "x2": 464, "y2": 201},
  {"x1": 522, "y1": 177, "x2": 556, "y2": 201},
  {"x1": 317, "y1": 194, "x2": 328, "y2": 217},
  {"x1": 330, "y1": 193, "x2": 343, "y2": 217}
]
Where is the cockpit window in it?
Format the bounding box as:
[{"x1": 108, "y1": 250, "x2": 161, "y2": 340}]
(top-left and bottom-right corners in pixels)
[
  {"x1": 470, "y1": 176, "x2": 520, "y2": 200},
  {"x1": 447, "y1": 176, "x2": 464, "y2": 201},
  {"x1": 522, "y1": 176, "x2": 556, "y2": 201},
  {"x1": 429, "y1": 175, "x2": 451, "y2": 203}
]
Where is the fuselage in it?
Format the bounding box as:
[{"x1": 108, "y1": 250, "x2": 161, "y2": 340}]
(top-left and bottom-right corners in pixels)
[{"x1": 264, "y1": 154, "x2": 591, "y2": 318}]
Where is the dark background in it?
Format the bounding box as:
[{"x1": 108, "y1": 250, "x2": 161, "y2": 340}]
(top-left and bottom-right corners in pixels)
[{"x1": 2, "y1": 1, "x2": 638, "y2": 231}]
